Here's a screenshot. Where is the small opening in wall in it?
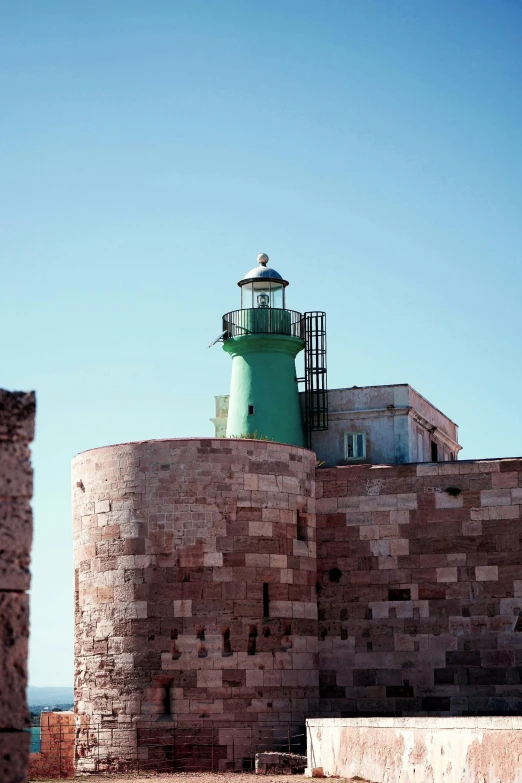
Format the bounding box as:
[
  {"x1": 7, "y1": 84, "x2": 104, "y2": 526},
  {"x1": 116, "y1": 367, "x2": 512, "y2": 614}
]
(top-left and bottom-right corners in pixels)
[
  {"x1": 388, "y1": 588, "x2": 411, "y2": 601},
  {"x1": 328, "y1": 567, "x2": 342, "y2": 583},
  {"x1": 431, "y1": 441, "x2": 439, "y2": 462},
  {"x1": 445, "y1": 486, "x2": 462, "y2": 497},
  {"x1": 296, "y1": 511, "x2": 308, "y2": 542},
  {"x1": 196, "y1": 625, "x2": 205, "y2": 641},
  {"x1": 281, "y1": 623, "x2": 292, "y2": 651},
  {"x1": 247, "y1": 625, "x2": 258, "y2": 655},
  {"x1": 163, "y1": 682, "x2": 172, "y2": 717},
  {"x1": 248, "y1": 405, "x2": 255, "y2": 415},
  {"x1": 263, "y1": 583, "x2": 270, "y2": 618},
  {"x1": 222, "y1": 626, "x2": 232, "y2": 656}
]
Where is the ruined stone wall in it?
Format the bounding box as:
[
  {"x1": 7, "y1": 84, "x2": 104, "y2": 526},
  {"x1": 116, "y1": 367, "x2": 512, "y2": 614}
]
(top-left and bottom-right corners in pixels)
[
  {"x1": 0, "y1": 390, "x2": 35, "y2": 783},
  {"x1": 73, "y1": 438, "x2": 318, "y2": 772},
  {"x1": 28, "y1": 712, "x2": 75, "y2": 779},
  {"x1": 316, "y1": 458, "x2": 522, "y2": 717}
]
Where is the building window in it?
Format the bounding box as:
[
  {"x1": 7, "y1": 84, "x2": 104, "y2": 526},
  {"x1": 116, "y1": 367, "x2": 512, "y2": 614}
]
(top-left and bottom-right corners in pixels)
[
  {"x1": 431, "y1": 440, "x2": 439, "y2": 462},
  {"x1": 248, "y1": 405, "x2": 255, "y2": 415},
  {"x1": 344, "y1": 432, "x2": 366, "y2": 461},
  {"x1": 417, "y1": 432, "x2": 423, "y2": 462}
]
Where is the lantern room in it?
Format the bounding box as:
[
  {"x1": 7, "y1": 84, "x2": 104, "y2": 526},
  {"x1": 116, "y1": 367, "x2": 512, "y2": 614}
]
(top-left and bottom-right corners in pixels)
[{"x1": 238, "y1": 253, "x2": 289, "y2": 310}]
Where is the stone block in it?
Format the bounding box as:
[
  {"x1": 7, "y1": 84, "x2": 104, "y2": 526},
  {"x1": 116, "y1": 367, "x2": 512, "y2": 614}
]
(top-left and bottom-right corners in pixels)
[
  {"x1": 94, "y1": 499, "x2": 111, "y2": 514},
  {"x1": 369, "y1": 540, "x2": 391, "y2": 557},
  {"x1": 390, "y1": 538, "x2": 409, "y2": 556},
  {"x1": 249, "y1": 521, "x2": 273, "y2": 537},
  {"x1": 379, "y1": 556, "x2": 398, "y2": 570},
  {"x1": 0, "y1": 593, "x2": 29, "y2": 730},
  {"x1": 462, "y1": 520, "x2": 482, "y2": 536},
  {"x1": 481, "y1": 489, "x2": 512, "y2": 507},
  {"x1": 197, "y1": 669, "x2": 223, "y2": 688},
  {"x1": 436, "y1": 567, "x2": 458, "y2": 583},
  {"x1": 0, "y1": 390, "x2": 35, "y2": 443},
  {"x1": 0, "y1": 442, "x2": 32, "y2": 498},
  {"x1": 435, "y1": 492, "x2": 463, "y2": 509},
  {"x1": 255, "y1": 751, "x2": 306, "y2": 775},
  {"x1": 0, "y1": 500, "x2": 32, "y2": 590},
  {"x1": 475, "y1": 566, "x2": 499, "y2": 581},
  {"x1": 173, "y1": 599, "x2": 192, "y2": 617}
]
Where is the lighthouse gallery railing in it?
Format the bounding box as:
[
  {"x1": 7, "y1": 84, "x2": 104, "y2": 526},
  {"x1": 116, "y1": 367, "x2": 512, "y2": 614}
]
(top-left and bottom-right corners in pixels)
[{"x1": 222, "y1": 308, "x2": 305, "y2": 339}]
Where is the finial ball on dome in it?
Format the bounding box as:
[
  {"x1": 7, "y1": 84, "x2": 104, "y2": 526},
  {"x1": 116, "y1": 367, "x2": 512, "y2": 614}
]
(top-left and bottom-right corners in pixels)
[{"x1": 257, "y1": 253, "x2": 269, "y2": 266}]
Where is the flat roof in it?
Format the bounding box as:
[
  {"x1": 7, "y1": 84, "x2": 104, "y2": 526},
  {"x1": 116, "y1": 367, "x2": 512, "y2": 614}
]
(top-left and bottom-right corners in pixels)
[{"x1": 328, "y1": 384, "x2": 458, "y2": 428}]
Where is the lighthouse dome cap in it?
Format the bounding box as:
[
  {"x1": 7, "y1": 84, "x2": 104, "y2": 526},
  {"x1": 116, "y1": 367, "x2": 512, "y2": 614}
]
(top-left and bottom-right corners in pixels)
[{"x1": 238, "y1": 253, "x2": 289, "y2": 287}]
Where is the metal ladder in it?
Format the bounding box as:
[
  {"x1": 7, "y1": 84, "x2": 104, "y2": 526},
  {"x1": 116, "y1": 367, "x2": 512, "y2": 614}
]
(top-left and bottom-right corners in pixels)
[{"x1": 300, "y1": 311, "x2": 328, "y2": 448}]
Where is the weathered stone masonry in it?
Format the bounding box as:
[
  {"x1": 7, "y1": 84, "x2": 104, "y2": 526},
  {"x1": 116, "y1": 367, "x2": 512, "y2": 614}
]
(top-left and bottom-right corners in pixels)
[
  {"x1": 316, "y1": 458, "x2": 522, "y2": 717},
  {"x1": 73, "y1": 439, "x2": 522, "y2": 772},
  {"x1": 0, "y1": 390, "x2": 35, "y2": 783},
  {"x1": 73, "y1": 438, "x2": 318, "y2": 772}
]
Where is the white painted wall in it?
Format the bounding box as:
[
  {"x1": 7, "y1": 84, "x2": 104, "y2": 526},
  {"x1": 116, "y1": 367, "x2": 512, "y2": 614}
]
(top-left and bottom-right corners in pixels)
[{"x1": 306, "y1": 717, "x2": 522, "y2": 782}]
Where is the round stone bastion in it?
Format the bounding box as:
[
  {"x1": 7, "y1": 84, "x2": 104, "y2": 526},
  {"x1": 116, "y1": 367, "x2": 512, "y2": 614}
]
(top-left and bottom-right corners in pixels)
[{"x1": 72, "y1": 438, "x2": 318, "y2": 773}]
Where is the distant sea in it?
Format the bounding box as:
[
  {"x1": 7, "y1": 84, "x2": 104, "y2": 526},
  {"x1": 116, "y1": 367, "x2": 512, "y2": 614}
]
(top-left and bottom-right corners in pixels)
[{"x1": 29, "y1": 726, "x2": 40, "y2": 753}]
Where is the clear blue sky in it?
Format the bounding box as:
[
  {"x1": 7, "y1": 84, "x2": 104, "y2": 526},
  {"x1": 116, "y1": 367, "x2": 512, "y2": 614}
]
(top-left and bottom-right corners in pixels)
[{"x1": 1, "y1": 1, "x2": 521, "y2": 686}]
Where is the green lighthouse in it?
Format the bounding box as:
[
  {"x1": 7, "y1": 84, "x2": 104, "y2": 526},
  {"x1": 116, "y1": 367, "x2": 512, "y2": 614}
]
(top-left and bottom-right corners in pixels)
[{"x1": 222, "y1": 253, "x2": 306, "y2": 447}]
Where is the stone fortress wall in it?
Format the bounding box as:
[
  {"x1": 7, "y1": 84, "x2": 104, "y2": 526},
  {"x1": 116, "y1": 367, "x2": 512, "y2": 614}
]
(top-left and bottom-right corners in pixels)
[
  {"x1": 0, "y1": 390, "x2": 35, "y2": 783},
  {"x1": 72, "y1": 433, "x2": 522, "y2": 773},
  {"x1": 316, "y1": 458, "x2": 522, "y2": 717},
  {"x1": 72, "y1": 438, "x2": 318, "y2": 772}
]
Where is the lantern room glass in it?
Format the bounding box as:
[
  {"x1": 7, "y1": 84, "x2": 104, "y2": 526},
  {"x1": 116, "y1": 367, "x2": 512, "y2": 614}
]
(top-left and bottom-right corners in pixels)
[{"x1": 240, "y1": 280, "x2": 285, "y2": 310}]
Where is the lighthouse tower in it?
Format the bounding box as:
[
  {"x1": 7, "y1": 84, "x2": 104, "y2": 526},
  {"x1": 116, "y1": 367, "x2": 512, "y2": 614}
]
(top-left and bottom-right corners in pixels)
[{"x1": 222, "y1": 253, "x2": 306, "y2": 447}]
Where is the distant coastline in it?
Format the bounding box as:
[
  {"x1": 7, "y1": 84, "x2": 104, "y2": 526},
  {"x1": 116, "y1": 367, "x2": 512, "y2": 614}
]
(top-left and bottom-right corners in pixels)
[{"x1": 27, "y1": 686, "x2": 74, "y2": 706}]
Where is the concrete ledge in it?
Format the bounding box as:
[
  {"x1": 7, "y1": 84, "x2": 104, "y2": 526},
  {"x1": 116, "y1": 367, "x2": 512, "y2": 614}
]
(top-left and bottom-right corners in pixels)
[{"x1": 306, "y1": 717, "x2": 522, "y2": 782}]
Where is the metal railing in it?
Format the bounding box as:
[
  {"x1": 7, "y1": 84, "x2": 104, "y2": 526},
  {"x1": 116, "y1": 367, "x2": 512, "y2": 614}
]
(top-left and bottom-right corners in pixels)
[
  {"x1": 222, "y1": 308, "x2": 305, "y2": 339},
  {"x1": 70, "y1": 720, "x2": 306, "y2": 775}
]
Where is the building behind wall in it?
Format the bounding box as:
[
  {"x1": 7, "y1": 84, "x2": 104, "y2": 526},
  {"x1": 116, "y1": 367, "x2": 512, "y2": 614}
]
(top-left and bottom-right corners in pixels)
[{"x1": 212, "y1": 384, "x2": 461, "y2": 466}]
